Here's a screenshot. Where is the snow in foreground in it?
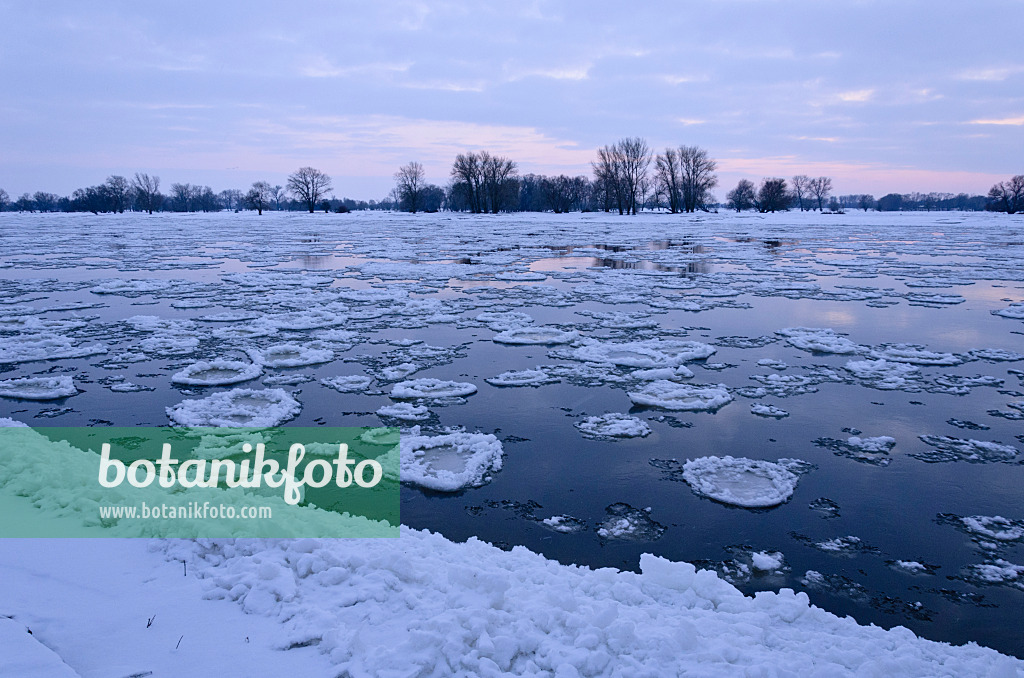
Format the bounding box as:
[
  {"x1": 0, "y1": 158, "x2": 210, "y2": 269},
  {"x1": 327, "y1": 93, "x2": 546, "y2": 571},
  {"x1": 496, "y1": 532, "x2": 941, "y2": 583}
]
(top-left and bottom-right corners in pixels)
[{"x1": 0, "y1": 528, "x2": 1021, "y2": 678}]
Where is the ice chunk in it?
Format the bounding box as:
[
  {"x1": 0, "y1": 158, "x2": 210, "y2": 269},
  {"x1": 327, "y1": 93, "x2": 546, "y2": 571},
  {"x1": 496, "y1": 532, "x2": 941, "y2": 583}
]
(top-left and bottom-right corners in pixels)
[
  {"x1": 845, "y1": 358, "x2": 921, "y2": 390},
  {"x1": 597, "y1": 503, "x2": 666, "y2": 541},
  {"x1": 750, "y1": 403, "x2": 789, "y2": 418},
  {"x1": 0, "y1": 334, "x2": 106, "y2": 364},
  {"x1": 390, "y1": 378, "x2": 477, "y2": 399},
  {"x1": 247, "y1": 342, "x2": 334, "y2": 368},
  {"x1": 0, "y1": 376, "x2": 78, "y2": 400},
  {"x1": 484, "y1": 369, "x2": 558, "y2": 387},
  {"x1": 376, "y1": 402, "x2": 431, "y2": 422},
  {"x1": 320, "y1": 375, "x2": 373, "y2": 393},
  {"x1": 628, "y1": 380, "x2": 732, "y2": 411},
  {"x1": 171, "y1": 359, "x2": 262, "y2": 386},
  {"x1": 777, "y1": 327, "x2": 859, "y2": 354},
  {"x1": 915, "y1": 435, "x2": 1019, "y2": 464},
  {"x1": 575, "y1": 413, "x2": 651, "y2": 439},
  {"x1": 869, "y1": 344, "x2": 963, "y2": 365},
  {"x1": 399, "y1": 431, "x2": 503, "y2": 491},
  {"x1": 379, "y1": 362, "x2": 420, "y2": 380},
  {"x1": 682, "y1": 456, "x2": 801, "y2": 508},
  {"x1": 167, "y1": 388, "x2": 301, "y2": 427},
  {"x1": 751, "y1": 551, "x2": 785, "y2": 571},
  {"x1": 992, "y1": 302, "x2": 1024, "y2": 319},
  {"x1": 570, "y1": 338, "x2": 715, "y2": 368},
  {"x1": 541, "y1": 515, "x2": 587, "y2": 533},
  {"x1": 492, "y1": 326, "x2": 578, "y2": 345}
]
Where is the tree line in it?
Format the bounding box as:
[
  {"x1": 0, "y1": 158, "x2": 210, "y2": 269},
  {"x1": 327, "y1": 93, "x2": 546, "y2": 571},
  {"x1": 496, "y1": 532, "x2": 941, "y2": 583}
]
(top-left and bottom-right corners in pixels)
[
  {"x1": 2, "y1": 149, "x2": 1020, "y2": 214},
  {"x1": 0, "y1": 168, "x2": 383, "y2": 215}
]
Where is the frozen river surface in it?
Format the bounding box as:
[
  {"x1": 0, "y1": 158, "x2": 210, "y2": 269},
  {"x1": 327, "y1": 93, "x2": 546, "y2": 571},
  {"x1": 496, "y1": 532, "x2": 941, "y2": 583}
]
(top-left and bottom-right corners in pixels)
[{"x1": 1, "y1": 209, "x2": 1023, "y2": 657}]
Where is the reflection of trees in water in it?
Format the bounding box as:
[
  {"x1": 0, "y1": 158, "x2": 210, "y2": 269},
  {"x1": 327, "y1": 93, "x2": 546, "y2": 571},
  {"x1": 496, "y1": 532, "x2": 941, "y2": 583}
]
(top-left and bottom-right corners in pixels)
[{"x1": 591, "y1": 257, "x2": 710, "y2": 275}]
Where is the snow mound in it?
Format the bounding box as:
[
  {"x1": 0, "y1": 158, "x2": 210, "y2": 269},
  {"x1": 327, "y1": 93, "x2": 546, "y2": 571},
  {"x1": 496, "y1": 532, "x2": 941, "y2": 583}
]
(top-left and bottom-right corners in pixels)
[
  {"x1": 570, "y1": 338, "x2": 715, "y2": 368},
  {"x1": 399, "y1": 431, "x2": 503, "y2": 491},
  {"x1": 628, "y1": 380, "x2": 732, "y2": 411},
  {"x1": 246, "y1": 343, "x2": 334, "y2": 368},
  {"x1": 390, "y1": 378, "x2": 477, "y2": 399},
  {"x1": 167, "y1": 388, "x2": 301, "y2": 427},
  {"x1": 485, "y1": 369, "x2": 558, "y2": 387},
  {"x1": 682, "y1": 456, "x2": 801, "y2": 508},
  {"x1": 0, "y1": 376, "x2": 78, "y2": 400},
  {"x1": 171, "y1": 359, "x2": 262, "y2": 386},
  {"x1": 492, "y1": 326, "x2": 578, "y2": 344},
  {"x1": 575, "y1": 413, "x2": 651, "y2": 439}
]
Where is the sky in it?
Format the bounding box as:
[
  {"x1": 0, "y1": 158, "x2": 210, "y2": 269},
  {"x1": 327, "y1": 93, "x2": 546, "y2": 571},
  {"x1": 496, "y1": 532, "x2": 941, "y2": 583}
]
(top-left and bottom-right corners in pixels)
[{"x1": 1, "y1": 0, "x2": 1022, "y2": 201}]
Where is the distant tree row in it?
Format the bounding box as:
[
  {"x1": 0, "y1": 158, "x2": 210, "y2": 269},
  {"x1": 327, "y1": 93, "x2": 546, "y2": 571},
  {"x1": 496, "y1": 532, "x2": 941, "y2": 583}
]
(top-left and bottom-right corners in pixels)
[{"x1": 2, "y1": 161, "x2": 1019, "y2": 216}]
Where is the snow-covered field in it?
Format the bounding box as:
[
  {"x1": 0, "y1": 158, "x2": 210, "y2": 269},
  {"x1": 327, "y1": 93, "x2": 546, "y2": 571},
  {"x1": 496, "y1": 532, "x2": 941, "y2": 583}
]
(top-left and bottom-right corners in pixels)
[{"x1": 1, "y1": 210, "x2": 1023, "y2": 673}]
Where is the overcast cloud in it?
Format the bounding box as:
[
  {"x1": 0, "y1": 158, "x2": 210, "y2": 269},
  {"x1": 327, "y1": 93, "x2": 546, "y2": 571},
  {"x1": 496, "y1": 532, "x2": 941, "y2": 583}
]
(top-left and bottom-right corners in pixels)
[{"x1": 1, "y1": 0, "x2": 1021, "y2": 199}]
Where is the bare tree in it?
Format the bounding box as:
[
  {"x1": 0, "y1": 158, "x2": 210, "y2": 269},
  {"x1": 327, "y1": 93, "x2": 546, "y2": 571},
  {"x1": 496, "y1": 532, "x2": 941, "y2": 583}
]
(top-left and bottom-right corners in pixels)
[
  {"x1": 616, "y1": 137, "x2": 651, "y2": 215},
  {"x1": 858, "y1": 194, "x2": 875, "y2": 211},
  {"x1": 219, "y1": 189, "x2": 243, "y2": 211},
  {"x1": 287, "y1": 167, "x2": 332, "y2": 213},
  {"x1": 678, "y1": 145, "x2": 717, "y2": 212},
  {"x1": 592, "y1": 145, "x2": 625, "y2": 213},
  {"x1": 808, "y1": 176, "x2": 833, "y2": 211},
  {"x1": 988, "y1": 175, "x2": 1024, "y2": 214},
  {"x1": 791, "y1": 175, "x2": 810, "y2": 211},
  {"x1": 726, "y1": 179, "x2": 756, "y2": 211},
  {"x1": 756, "y1": 178, "x2": 791, "y2": 212},
  {"x1": 394, "y1": 161, "x2": 426, "y2": 212},
  {"x1": 105, "y1": 175, "x2": 130, "y2": 213},
  {"x1": 131, "y1": 173, "x2": 162, "y2": 214},
  {"x1": 654, "y1": 148, "x2": 682, "y2": 213},
  {"x1": 481, "y1": 153, "x2": 518, "y2": 213},
  {"x1": 31, "y1": 192, "x2": 58, "y2": 212},
  {"x1": 0, "y1": 188, "x2": 8, "y2": 211},
  {"x1": 450, "y1": 152, "x2": 485, "y2": 213},
  {"x1": 272, "y1": 185, "x2": 286, "y2": 211},
  {"x1": 245, "y1": 181, "x2": 273, "y2": 215}
]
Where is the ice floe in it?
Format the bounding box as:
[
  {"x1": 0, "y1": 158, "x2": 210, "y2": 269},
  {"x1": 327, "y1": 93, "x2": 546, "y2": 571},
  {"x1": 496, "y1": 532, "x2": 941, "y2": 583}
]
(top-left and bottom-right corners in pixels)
[
  {"x1": 390, "y1": 378, "x2": 477, "y2": 400},
  {"x1": 914, "y1": 435, "x2": 1019, "y2": 464},
  {"x1": 682, "y1": 456, "x2": 802, "y2": 508},
  {"x1": 484, "y1": 369, "x2": 558, "y2": 387},
  {"x1": 628, "y1": 380, "x2": 732, "y2": 411},
  {"x1": 320, "y1": 375, "x2": 373, "y2": 393},
  {"x1": 596, "y1": 503, "x2": 666, "y2": 541},
  {"x1": 171, "y1": 359, "x2": 262, "y2": 386},
  {"x1": 399, "y1": 429, "x2": 503, "y2": 492},
  {"x1": 0, "y1": 376, "x2": 78, "y2": 400},
  {"x1": 0, "y1": 334, "x2": 106, "y2": 364},
  {"x1": 777, "y1": 327, "x2": 860, "y2": 354},
  {"x1": 751, "y1": 403, "x2": 789, "y2": 418},
  {"x1": 166, "y1": 388, "x2": 301, "y2": 427},
  {"x1": 575, "y1": 413, "x2": 651, "y2": 439},
  {"x1": 246, "y1": 342, "x2": 334, "y2": 368},
  {"x1": 376, "y1": 402, "x2": 431, "y2": 422},
  {"x1": 568, "y1": 338, "x2": 715, "y2": 368},
  {"x1": 492, "y1": 326, "x2": 578, "y2": 344}
]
